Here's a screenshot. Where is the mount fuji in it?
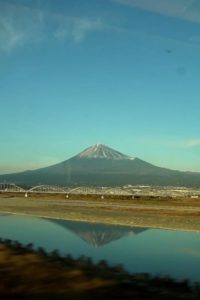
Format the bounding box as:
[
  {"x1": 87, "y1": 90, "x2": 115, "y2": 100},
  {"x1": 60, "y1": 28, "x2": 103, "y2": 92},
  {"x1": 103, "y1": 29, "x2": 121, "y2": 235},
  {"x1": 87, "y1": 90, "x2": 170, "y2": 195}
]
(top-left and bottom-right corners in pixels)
[{"x1": 1, "y1": 144, "x2": 200, "y2": 187}]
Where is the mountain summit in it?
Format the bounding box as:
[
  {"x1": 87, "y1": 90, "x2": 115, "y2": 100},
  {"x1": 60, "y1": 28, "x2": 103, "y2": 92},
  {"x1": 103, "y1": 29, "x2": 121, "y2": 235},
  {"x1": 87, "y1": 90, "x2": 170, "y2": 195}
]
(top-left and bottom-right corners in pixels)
[
  {"x1": 1, "y1": 144, "x2": 200, "y2": 187},
  {"x1": 75, "y1": 144, "x2": 135, "y2": 160}
]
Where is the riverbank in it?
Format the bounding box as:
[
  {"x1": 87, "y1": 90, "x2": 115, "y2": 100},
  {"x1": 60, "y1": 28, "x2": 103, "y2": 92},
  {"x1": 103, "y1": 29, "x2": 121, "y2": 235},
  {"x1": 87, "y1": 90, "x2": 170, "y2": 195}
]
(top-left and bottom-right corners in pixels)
[
  {"x1": 0, "y1": 196, "x2": 200, "y2": 232},
  {"x1": 0, "y1": 239, "x2": 199, "y2": 299}
]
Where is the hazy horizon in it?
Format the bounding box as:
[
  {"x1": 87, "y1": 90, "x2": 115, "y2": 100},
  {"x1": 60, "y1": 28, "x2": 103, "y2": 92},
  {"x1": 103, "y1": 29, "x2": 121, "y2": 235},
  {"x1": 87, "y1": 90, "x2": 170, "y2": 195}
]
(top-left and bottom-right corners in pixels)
[{"x1": 1, "y1": 143, "x2": 200, "y2": 175}]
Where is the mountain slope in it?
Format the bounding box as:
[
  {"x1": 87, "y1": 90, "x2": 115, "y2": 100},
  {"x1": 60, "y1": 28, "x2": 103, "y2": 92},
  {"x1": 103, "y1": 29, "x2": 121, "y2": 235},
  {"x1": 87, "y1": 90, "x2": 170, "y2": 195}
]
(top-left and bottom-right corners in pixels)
[{"x1": 0, "y1": 144, "x2": 200, "y2": 187}]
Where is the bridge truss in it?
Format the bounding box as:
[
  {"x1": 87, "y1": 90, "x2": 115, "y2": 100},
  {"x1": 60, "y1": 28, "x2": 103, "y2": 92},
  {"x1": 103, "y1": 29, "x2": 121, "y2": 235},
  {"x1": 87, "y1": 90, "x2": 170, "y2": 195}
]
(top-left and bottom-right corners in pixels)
[{"x1": 0, "y1": 183, "x2": 134, "y2": 198}]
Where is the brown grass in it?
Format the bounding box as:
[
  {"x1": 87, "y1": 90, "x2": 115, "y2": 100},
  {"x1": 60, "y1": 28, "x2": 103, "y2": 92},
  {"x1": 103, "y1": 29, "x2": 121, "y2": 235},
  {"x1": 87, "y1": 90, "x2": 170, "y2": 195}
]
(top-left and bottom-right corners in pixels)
[{"x1": 0, "y1": 241, "x2": 199, "y2": 299}]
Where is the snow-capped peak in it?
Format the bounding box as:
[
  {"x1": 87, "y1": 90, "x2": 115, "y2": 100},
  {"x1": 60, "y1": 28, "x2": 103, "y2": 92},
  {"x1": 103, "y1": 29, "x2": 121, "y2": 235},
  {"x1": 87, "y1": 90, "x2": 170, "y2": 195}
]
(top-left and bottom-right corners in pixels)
[{"x1": 76, "y1": 144, "x2": 135, "y2": 160}]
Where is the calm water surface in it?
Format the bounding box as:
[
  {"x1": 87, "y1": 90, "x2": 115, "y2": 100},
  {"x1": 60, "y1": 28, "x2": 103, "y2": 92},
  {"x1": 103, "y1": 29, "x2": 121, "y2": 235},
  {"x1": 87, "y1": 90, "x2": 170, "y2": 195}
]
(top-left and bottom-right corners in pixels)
[{"x1": 0, "y1": 214, "x2": 200, "y2": 281}]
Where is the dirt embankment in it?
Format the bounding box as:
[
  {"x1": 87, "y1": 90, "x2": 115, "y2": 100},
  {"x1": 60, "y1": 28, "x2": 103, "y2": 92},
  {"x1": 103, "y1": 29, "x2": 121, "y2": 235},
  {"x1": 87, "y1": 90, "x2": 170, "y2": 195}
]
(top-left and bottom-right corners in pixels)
[{"x1": 0, "y1": 195, "x2": 200, "y2": 232}]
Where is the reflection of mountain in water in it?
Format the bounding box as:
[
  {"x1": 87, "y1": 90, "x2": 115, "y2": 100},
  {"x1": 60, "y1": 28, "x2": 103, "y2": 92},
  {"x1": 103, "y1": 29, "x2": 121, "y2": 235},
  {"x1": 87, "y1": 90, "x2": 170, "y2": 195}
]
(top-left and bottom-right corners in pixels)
[{"x1": 48, "y1": 219, "x2": 148, "y2": 247}]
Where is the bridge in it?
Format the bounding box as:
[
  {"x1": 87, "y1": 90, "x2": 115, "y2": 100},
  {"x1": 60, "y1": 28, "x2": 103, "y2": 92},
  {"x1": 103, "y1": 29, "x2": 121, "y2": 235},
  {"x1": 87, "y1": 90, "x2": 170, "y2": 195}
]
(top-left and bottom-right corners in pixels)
[
  {"x1": 0, "y1": 183, "x2": 26, "y2": 192},
  {"x1": 0, "y1": 183, "x2": 134, "y2": 198},
  {"x1": 0, "y1": 183, "x2": 199, "y2": 198}
]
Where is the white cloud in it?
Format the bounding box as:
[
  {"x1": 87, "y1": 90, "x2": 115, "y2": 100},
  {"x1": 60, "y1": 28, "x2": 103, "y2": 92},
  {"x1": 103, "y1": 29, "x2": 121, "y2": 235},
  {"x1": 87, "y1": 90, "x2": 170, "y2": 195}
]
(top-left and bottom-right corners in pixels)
[
  {"x1": 0, "y1": 2, "x2": 108, "y2": 54},
  {"x1": 139, "y1": 137, "x2": 200, "y2": 148},
  {"x1": 0, "y1": 2, "x2": 46, "y2": 53},
  {"x1": 54, "y1": 17, "x2": 105, "y2": 43},
  {"x1": 179, "y1": 139, "x2": 200, "y2": 148},
  {"x1": 113, "y1": 0, "x2": 200, "y2": 23},
  {"x1": 0, "y1": 15, "x2": 25, "y2": 53}
]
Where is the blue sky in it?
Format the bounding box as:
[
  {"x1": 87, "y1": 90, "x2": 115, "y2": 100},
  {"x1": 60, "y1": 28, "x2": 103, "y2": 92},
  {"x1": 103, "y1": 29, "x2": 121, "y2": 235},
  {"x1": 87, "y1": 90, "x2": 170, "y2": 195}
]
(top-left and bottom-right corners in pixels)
[{"x1": 1, "y1": 0, "x2": 200, "y2": 174}]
